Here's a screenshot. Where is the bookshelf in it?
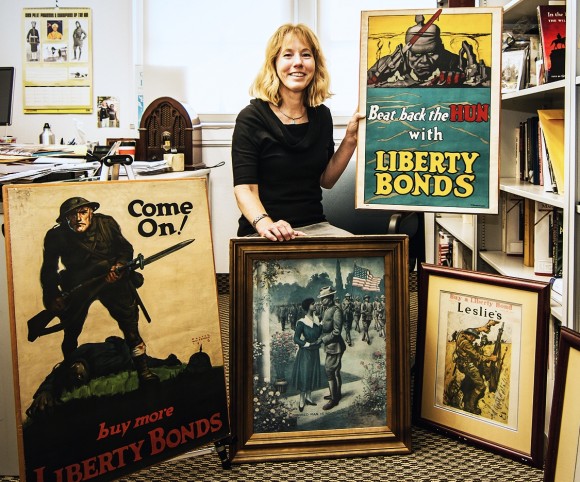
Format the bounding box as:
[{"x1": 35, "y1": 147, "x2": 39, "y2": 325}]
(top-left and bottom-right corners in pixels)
[{"x1": 428, "y1": 0, "x2": 577, "y2": 329}]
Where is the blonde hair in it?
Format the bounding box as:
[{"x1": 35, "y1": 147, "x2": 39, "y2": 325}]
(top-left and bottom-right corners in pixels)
[{"x1": 250, "y1": 24, "x2": 332, "y2": 107}]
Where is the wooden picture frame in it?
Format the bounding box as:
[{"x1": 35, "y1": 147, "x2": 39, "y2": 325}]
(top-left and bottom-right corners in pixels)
[
  {"x1": 414, "y1": 263, "x2": 550, "y2": 468},
  {"x1": 3, "y1": 179, "x2": 230, "y2": 482},
  {"x1": 544, "y1": 326, "x2": 580, "y2": 482},
  {"x1": 357, "y1": 7, "x2": 502, "y2": 214},
  {"x1": 229, "y1": 235, "x2": 411, "y2": 462}
]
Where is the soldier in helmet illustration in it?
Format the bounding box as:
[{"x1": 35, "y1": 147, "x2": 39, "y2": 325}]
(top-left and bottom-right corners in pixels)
[
  {"x1": 34, "y1": 196, "x2": 159, "y2": 385},
  {"x1": 453, "y1": 321, "x2": 499, "y2": 414},
  {"x1": 367, "y1": 11, "x2": 490, "y2": 87}
]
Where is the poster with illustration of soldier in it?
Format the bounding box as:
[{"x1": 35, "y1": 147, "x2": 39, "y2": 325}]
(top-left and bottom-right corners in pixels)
[
  {"x1": 3, "y1": 179, "x2": 230, "y2": 482},
  {"x1": 434, "y1": 291, "x2": 522, "y2": 428},
  {"x1": 416, "y1": 264, "x2": 550, "y2": 467},
  {"x1": 357, "y1": 8, "x2": 502, "y2": 213}
]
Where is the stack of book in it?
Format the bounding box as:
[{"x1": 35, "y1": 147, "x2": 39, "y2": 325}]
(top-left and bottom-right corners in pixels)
[{"x1": 514, "y1": 109, "x2": 564, "y2": 194}]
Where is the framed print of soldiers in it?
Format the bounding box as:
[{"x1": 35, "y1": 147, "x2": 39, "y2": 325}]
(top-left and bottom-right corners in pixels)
[
  {"x1": 454, "y1": 320, "x2": 499, "y2": 415},
  {"x1": 317, "y1": 286, "x2": 347, "y2": 410},
  {"x1": 35, "y1": 197, "x2": 159, "y2": 385}
]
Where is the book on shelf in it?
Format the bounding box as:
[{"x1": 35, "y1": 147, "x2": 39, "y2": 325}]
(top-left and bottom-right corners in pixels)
[
  {"x1": 537, "y1": 5, "x2": 566, "y2": 84},
  {"x1": 527, "y1": 116, "x2": 540, "y2": 185},
  {"x1": 437, "y1": 230, "x2": 453, "y2": 267},
  {"x1": 502, "y1": 192, "x2": 524, "y2": 256},
  {"x1": 523, "y1": 198, "x2": 535, "y2": 267},
  {"x1": 517, "y1": 116, "x2": 542, "y2": 186},
  {"x1": 551, "y1": 207, "x2": 563, "y2": 277},
  {"x1": 538, "y1": 122, "x2": 556, "y2": 193},
  {"x1": 527, "y1": 35, "x2": 541, "y2": 88},
  {"x1": 534, "y1": 202, "x2": 553, "y2": 275},
  {"x1": 537, "y1": 109, "x2": 564, "y2": 194}
]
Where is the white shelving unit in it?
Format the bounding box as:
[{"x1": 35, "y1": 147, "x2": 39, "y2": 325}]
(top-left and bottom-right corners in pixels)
[{"x1": 428, "y1": 0, "x2": 578, "y2": 331}]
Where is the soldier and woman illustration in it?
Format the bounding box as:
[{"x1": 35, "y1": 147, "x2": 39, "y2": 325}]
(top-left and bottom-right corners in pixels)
[{"x1": 286, "y1": 285, "x2": 386, "y2": 413}]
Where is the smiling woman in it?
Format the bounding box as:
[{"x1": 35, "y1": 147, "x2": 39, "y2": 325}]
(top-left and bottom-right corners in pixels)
[{"x1": 231, "y1": 23, "x2": 364, "y2": 242}]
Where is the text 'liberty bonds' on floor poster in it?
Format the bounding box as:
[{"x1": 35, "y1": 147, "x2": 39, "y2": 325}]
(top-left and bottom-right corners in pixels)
[{"x1": 357, "y1": 7, "x2": 502, "y2": 214}]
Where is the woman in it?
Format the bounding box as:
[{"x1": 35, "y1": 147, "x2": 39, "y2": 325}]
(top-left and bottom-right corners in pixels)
[
  {"x1": 291, "y1": 298, "x2": 323, "y2": 412},
  {"x1": 232, "y1": 23, "x2": 364, "y2": 242}
]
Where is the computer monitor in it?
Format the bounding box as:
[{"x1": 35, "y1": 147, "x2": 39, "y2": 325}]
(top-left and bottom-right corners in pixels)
[{"x1": 0, "y1": 67, "x2": 15, "y2": 126}]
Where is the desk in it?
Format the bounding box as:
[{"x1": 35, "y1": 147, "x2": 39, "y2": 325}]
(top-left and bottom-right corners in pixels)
[{"x1": 0, "y1": 168, "x2": 210, "y2": 475}]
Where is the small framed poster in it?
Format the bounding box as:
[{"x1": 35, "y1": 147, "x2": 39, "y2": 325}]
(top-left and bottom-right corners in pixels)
[{"x1": 414, "y1": 263, "x2": 550, "y2": 468}]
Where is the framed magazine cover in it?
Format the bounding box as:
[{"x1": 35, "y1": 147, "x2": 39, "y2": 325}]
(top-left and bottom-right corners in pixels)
[
  {"x1": 544, "y1": 327, "x2": 580, "y2": 482},
  {"x1": 229, "y1": 235, "x2": 411, "y2": 462},
  {"x1": 357, "y1": 7, "x2": 502, "y2": 214},
  {"x1": 3, "y1": 179, "x2": 230, "y2": 482},
  {"x1": 414, "y1": 263, "x2": 550, "y2": 468}
]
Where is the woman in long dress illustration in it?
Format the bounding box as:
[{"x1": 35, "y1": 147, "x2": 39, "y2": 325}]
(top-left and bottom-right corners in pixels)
[{"x1": 291, "y1": 297, "x2": 323, "y2": 411}]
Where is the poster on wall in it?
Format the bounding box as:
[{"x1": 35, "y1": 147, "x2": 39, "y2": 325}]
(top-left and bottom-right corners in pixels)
[
  {"x1": 356, "y1": 8, "x2": 502, "y2": 214},
  {"x1": 23, "y1": 7, "x2": 93, "y2": 114},
  {"x1": 3, "y1": 179, "x2": 230, "y2": 482}
]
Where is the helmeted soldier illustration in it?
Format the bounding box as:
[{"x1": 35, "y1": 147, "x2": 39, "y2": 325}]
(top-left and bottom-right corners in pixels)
[
  {"x1": 29, "y1": 197, "x2": 192, "y2": 386},
  {"x1": 367, "y1": 11, "x2": 491, "y2": 87},
  {"x1": 450, "y1": 320, "x2": 499, "y2": 415}
]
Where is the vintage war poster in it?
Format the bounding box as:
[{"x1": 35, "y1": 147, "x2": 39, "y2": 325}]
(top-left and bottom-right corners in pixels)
[
  {"x1": 357, "y1": 8, "x2": 502, "y2": 213},
  {"x1": 3, "y1": 179, "x2": 230, "y2": 482}
]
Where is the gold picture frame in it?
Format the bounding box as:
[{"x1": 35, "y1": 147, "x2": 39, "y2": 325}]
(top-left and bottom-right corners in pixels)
[
  {"x1": 414, "y1": 263, "x2": 550, "y2": 468},
  {"x1": 228, "y1": 235, "x2": 411, "y2": 462},
  {"x1": 544, "y1": 326, "x2": 580, "y2": 481}
]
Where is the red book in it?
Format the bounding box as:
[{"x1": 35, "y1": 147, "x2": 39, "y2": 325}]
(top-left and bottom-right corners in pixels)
[{"x1": 537, "y1": 5, "x2": 566, "y2": 83}]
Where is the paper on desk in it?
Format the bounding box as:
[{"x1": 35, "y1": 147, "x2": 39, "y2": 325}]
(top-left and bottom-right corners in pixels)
[{"x1": 0, "y1": 161, "x2": 100, "y2": 182}]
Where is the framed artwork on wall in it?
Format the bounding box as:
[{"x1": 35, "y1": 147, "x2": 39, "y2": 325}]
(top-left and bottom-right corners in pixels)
[
  {"x1": 356, "y1": 7, "x2": 502, "y2": 214},
  {"x1": 3, "y1": 179, "x2": 230, "y2": 482},
  {"x1": 229, "y1": 235, "x2": 411, "y2": 462},
  {"x1": 544, "y1": 326, "x2": 580, "y2": 482},
  {"x1": 414, "y1": 263, "x2": 550, "y2": 468}
]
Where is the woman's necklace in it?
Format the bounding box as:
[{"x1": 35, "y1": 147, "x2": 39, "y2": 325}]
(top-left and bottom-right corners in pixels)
[{"x1": 278, "y1": 106, "x2": 306, "y2": 125}]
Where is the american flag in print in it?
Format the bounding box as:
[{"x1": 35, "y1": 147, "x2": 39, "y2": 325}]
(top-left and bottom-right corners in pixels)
[{"x1": 352, "y1": 264, "x2": 381, "y2": 292}]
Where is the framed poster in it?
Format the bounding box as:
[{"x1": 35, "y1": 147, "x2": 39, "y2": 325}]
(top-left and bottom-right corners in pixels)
[
  {"x1": 414, "y1": 263, "x2": 550, "y2": 468},
  {"x1": 357, "y1": 8, "x2": 502, "y2": 214},
  {"x1": 3, "y1": 179, "x2": 230, "y2": 482},
  {"x1": 229, "y1": 235, "x2": 411, "y2": 462},
  {"x1": 544, "y1": 327, "x2": 580, "y2": 482},
  {"x1": 23, "y1": 8, "x2": 93, "y2": 114}
]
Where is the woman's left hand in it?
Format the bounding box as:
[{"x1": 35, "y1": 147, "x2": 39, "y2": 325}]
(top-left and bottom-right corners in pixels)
[
  {"x1": 258, "y1": 218, "x2": 306, "y2": 242},
  {"x1": 344, "y1": 111, "x2": 366, "y2": 142}
]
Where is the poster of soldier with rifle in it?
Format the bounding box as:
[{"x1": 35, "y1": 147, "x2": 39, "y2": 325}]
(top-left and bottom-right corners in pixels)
[
  {"x1": 416, "y1": 264, "x2": 550, "y2": 467},
  {"x1": 435, "y1": 291, "x2": 521, "y2": 429},
  {"x1": 3, "y1": 179, "x2": 230, "y2": 482}
]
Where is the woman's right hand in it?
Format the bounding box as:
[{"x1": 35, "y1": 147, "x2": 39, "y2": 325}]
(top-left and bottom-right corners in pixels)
[{"x1": 257, "y1": 217, "x2": 306, "y2": 242}]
